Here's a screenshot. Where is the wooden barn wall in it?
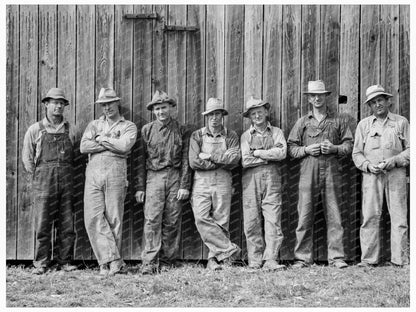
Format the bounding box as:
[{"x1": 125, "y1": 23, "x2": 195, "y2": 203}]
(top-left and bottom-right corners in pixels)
[{"x1": 6, "y1": 4, "x2": 410, "y2": 262}]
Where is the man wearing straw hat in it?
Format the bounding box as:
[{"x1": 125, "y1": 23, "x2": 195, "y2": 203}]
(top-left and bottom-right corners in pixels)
[
  {"x1": 352, "y1": 85, "x2": 409, "y2": 268},
  {"x1": 22, "y1": 87, "x2": 77, "y2": 274},
  {"x1": 80, "y1": 87, "x2": 137, "y2": 276},
  {"x1": 135, "y1": 90, "x2": 192, "y2": 275},
  {"x1": 287, "y1": 80, "x2": 353, "y2": 269},
  {"x1": 189, "y1": 98, "x2": 241, "y2": 271},
  {"x1": 240, "y1": 96, "x2": 287, "y2": 271}
]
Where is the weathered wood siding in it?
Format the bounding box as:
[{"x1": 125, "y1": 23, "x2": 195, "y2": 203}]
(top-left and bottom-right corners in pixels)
[{"x1": 6, "y1": 5, "x2": 410, "y2": 262}]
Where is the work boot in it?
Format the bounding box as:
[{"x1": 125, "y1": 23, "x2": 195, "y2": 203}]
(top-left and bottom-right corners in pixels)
[
  {"x1": 262, "y1": 260, "x2": 286, "y2": 271},
  {"x1": 99, "y1": 264, "x2": 109, "y2": 276},
  {"x1": 357, "y1": 261, "x2": 376, "y2": 268},
  {"x1": 206, "y1": 258, "x2": 222, "y2": 271},
  {"x1": 60, "y1": 263, "x2": 78, "y2": 272},
  {"x1": 291, "y1": 260, "x2": 309, "y2": 269},
  {"x1": 109, "y1": 260, "x2": 126, "y2": 276},
  {"x1": 330, "y1": 260, "x2": 348, "y2": 269},
  {"x1": 32, "y1": 267, "x2": 47, "y2": 275},
  {"x1": 141, "y1": 263, "x2": 158, "y2": 275}
]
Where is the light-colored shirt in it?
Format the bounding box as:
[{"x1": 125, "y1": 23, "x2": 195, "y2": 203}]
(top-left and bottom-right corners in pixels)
[
  {"x1": 22, "y1": 117, "x2": 72, "y2": 174},
  {"x1": 241, "y1": 122, "x2": 287, "y2": 168},
  {"x1": 352, "y1": 112, "x2": 409, "y2": 172},
  {"x1": 80, "y1": 115, "x2": 137, "y2": 158}
]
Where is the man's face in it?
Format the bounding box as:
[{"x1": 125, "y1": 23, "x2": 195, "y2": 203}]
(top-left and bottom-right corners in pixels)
[
  {"x1": 248, "y1": 106, "x2": 268, "y2": 126},
  {"x1": 369, "y1": 95, "x2": 391, "y2": 118},
  {"x1": 101, "y1": 101, "x2": 120, "y2": 119},
  {"x1": 207, "y1": 110, "x2": 223, "y2": 128},
  {"x1": 308, "y1": 93, "x2": 327, "y2": 109},
  {"x1": 153, "y1": 102, "x2": 173, "y2": 122},
  {"x1": 45, "y1": 99, "x2": 66, "y2": 117}
]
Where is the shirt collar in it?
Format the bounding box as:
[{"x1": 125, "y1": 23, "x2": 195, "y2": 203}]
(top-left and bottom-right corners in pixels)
[
  {"x1": 370, "y1": 111, "x2": 394, "y2": 123},
  {"x1": 307, "y1": 108, "x2": 334, "y2": 119},
  {"x1": 43, "y1": 116, "x2": 67, "y2": 129},
  {"x1": 99, "y1": 115, "x2": 126, "y2": 123},
  {"x1": 249, "y1": 122, "x2": 272, "y2": 134},
  {"x1": 202, "y1": 126, "x2": 227, "y2": 137},
  {"x1": 156, "y1": 117, "x2": 173, "y2": 130}
]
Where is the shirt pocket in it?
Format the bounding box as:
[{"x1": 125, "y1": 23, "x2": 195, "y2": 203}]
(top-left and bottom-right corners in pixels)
[{"x1": 365, "y1": 128, "x2": 381, "y2": 150}]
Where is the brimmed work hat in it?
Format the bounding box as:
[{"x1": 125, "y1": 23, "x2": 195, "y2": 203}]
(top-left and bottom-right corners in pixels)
[
  {"x1": 364, "y1": 85, "x2": 393, "y2": 104},
  {"x1": 202, "y1": 98, "x2": 228, "y2": 116},
  {"x1": 243, "y1": 96, "x2": 270, "y2": 118},
  {"x1": 42, "y1": 88, "x2": 69, "y2": 105},
  {"x1": 147, "y1": 90, "x2": 176, "y2": 111},
  {"x1": 95, "y1": 88, "x2": 121, "y2": 104},
  {"x1": 303, "y1": 80, "x2": 331, "y2": 95}
]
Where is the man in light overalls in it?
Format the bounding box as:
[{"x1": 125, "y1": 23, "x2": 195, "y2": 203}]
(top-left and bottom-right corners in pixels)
[
  {"x1": 189, "y1": 98, "x2": 241, "y2": 271},
  {"x1": 352, "y1": 85, "x2": 409, "y2": 267},
  {"x1": 240, "y1": 96, "x2": 287, "y2": 271},
  {"x1": 81, "y1": 88, "x2": 137, "y2": 276},
  {"x1": 22, "y1": 88, "x2": 77, "y2": 274}
]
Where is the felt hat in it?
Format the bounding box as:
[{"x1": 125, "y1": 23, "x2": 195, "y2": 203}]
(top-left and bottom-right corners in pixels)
[
  {"x1": 243, "y1": 96, "x2": 270, "y2": 118},
  {"x1": 202, "y1": 98, "x2": 228, "y2": 116}
]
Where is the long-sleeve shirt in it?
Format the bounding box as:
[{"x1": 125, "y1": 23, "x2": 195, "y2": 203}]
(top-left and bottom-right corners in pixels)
[
  {"x1": 241, "y1": 122, "x2": 287, "y2": 168},
  {"x1": 189, "y1": 126, "x2": 240, "y2": 171},
  {"x1": 22, "y1": 117, "x2": 73, "y2": 175},
  {"x1": 352, "y1": 112, "x2": 409, "y2": 172},
  {"x1": 137, "y1": 118, "x2": 191, "y2": 192},
  {"x1": 287, "y1": 110, "x2": 353, "y2": 159},
  {"x1": 80, "y1": 115, "x2": 137, "y2": 158}
]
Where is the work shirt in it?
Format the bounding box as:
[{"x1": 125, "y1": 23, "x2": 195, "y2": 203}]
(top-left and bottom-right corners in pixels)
[
  {"x1": 288, "y1": 110, "x2": 353, "y2": 160},
  {"x1": 352, "y1": 112, "x2": 409, "y2": 172},
  {"x1": 22, "y1": 117, "x2": 73, "y2": 175},
  {"x1": 241, "y1": 122, "x2": 287, "y2": 168},
  {"x1": 80, "y1": 115, "x2": 137, "y2": 159},
  {"x1": 189, "y1": 126, "x2": 240, "y2": 171},
  {"x1": 137, "y1": 118, "x2": 191, "y2": 192}
]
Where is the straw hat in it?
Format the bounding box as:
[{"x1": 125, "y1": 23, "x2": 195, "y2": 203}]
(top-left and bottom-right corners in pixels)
[
  {"x1": 303, "y1": 80, "x2": 331, "y2": 95},
  {"x1": 95, "y1": 88, "x2": 121, "y2": 104},
  {"x1": 202, "y1": 98, "x2": 228, "y2": 116},
  {"x1": 41, "y1": 88, "x2": 69, "y2": 105},
  {"x1": 364, "y1": 85, "x2": 392, "y2": 104},
  {"x1": 147, "y1": 90, "x2": 176, "y2": 111},
  {"x1": 243, "y1": 96, "x2": 270, "y2": 118}
]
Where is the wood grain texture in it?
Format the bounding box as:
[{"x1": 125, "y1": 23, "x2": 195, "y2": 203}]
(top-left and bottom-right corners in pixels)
[{"x1": 399, "y1": 6, "x2": 410, "y2": 121}]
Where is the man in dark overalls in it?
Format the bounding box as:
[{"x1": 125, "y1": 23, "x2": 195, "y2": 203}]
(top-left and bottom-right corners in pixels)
[{"x1": 22, "y1": 88, "x2": 77, "y2": 274}]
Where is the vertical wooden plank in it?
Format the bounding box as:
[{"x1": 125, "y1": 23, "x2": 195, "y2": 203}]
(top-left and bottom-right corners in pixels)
[
  {"x1": 243, "y1": 5, "x2": 263, "y2": 131},
  {"x1": 320, "y1": 5, "x2": 340, "y2": 113},
  {"x1": 301, "y1": 5, "x2": 320, "y2": 115},
  {"x1": 182, "y1": 4, "x2": 206, "y2": 260},
  {"x1": 380, "y1": 6, "x2": 400, "y2": 114},
  {"x1": 57, "y1": 5, "x2": 76, "y2": 125},
  {"x1": 56, "y1": 4, "x2": 76, "y2": 260},
  {"x1": 38, "y1": 5, "x2": 57, "y2": 120},
  {"x1": 6, "y1": 5, "x2": 19, "y2": 259},
  {"x1": 263, "y1": 5, "x2": 282, "y2": 128},
  {"x1": 95, "y1": 5, "x2": 115, "y2": 118},
  {"x1": 360, "y1": 5, "x2": 380, "y2": 119},
  {"x1": 114, "y1": 4, "x2": 134, "y2": 260},
  {"x1": 74, "y1": 4, "x2": 95, "y2": 261},
  {"x1": 131, "y1": 4, "x2": 153, "y2": 259},
  {"x1": 399, "y1": 5, "x2": 410, "y2": 121},
  {"x1": 224, "y1": 4, "x2": 245, "y2": 261},
  {"x1": 167, "y1": 5, "x2": 187, "y2": 123},
  {"x1": 206, "y1": 5, "x2": 225, "y2": 101},
  {"x1": 17, "y1": 5, "x2": 39, "y2": 260},
  {"x1": 339, "y1": 4, "x2": 361, "y2": 262},
  {"x1": 281, "y1": 5, "x2": 302, "y2": 260},
  {"x1": 152, "y1": 5, "x2": 168, "y2": 97}
]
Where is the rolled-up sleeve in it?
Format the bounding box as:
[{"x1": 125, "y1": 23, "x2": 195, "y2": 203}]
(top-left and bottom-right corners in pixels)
[
  {"x1": 189, "y1": 130, "x2": 217, "y2": 171},
  {"x1": 255, "y1": 128, "x2": 287, "y2": 161},
  {"x1": 352, "y1": 121, "x2": 370, "y2": 172},
  {"x1": 393, "y1": 117, "x2": 410, "y2": 167},
  {"x1": 80, "y1": 121, "x2": 106, "y2": 154},
  {"x1": 22, "y1": 125, "x2": 36, "y2": 174},
  {"x1": 210, "y1": 131, "x2": 241, "y2": 166},
  {"x1": 241, "y1": 131, "x2": 267, "y2": 168},
  {"x1": 287, "y1": 119, "x2": 307, "y2": 159}
]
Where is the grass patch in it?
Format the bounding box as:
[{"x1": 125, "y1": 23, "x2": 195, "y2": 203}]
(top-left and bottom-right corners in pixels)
[{"x1": 6, "y1": 262, "x2": 409, "y2": 307}]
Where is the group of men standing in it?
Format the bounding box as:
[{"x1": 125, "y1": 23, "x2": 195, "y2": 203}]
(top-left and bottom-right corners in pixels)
[{"x1": 22, "y1": 80, "x2": 410, "y2": 275}]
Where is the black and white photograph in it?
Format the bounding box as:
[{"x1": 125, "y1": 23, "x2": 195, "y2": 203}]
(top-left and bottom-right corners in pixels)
[{"x1": 2, "y1": 1, "x2": 413, "y2": 309}]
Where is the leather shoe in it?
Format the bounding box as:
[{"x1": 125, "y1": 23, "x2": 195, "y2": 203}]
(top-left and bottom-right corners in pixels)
[
  {"x1": 263, "y1": 260, "x2": 286, "y2": 271},
  {"x1": 207, "y1": 258, "x2": 222, "y2": 271}
]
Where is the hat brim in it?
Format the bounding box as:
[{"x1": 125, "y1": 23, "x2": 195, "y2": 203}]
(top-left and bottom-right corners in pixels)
[
  {"x1": 146, "y1": 99, "x2": 177, "y2": 111},
  {"x1": 42, "y1": 96, "x2": 69, "y2": 106},
  {"x1": 303, "y1": 91, "x2": 331, "y2": 95},
  {"x1": 202, "y1": 109, "x2": 228, "y2": 116},
  {"x1": 243, "y1": 102, "x2": 270, "y2": 118},
  {"x1": 365, "y1": 92, "x2": 393, "y2": 104},
  {"x1": 96, "y1": 97, "x2": 121, "y2": 104}
]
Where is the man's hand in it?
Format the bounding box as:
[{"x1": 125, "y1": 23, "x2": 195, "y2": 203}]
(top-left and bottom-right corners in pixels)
[
  {"x1": 367, "y1": 163, "x2": 384, "y2": 174},
  {"x1": 253, "y1": 150, "x2": 262, "y2": 157},
  {"x1": 177, "y1": 189, "x2": 190, "y2": 200},
  {"x1": 320, "y1": 139, "x2": 337, "y2": 155},
  {"x1": 305, "y1": 143, "x2": 321, "y2": 156},
  {"x1": 135, "y1": 191, "x2": 145, "y2": 203},
  {"x1": 199, "y1": 153, "x2": 211, "y2": 160},
  {"x1": 379, "y1": 158, "x2": 396, "y2": 171}
]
